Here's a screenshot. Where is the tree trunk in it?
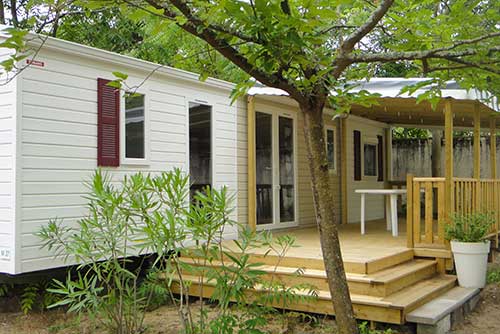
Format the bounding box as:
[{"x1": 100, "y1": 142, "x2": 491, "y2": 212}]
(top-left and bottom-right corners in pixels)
[{"x1": 300, "y1": 101, "x2": 358, "y2": 334}]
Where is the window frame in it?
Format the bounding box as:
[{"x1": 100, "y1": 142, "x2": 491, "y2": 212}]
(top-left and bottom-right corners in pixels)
[
  {"x1": 187, "y1": 98, "x2": 215, "y2": 200},
  {"x1": 362, "y1": 137, "x2": 378, "y2": 179},
  {"x1": 120, "y1": 89, "x2": 150, "y2": 166},
  {"x1": 325, "y1": 125, "x2": 337, "y2": 174}
]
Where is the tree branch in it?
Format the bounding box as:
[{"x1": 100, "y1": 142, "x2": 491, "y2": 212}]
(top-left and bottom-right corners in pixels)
[
  {"x1": 348, "y1": 46, "x2": 500, "y2": 63},
  {"x1": 143, "y1": 0, "x2": 261, "y2": 44},
  {"x1": 144, "y1": 0, "x2": 306, "y2": 103},
  {"x1": 439, "y1": 57, "x2": 500, "y2": 75},
  {"x1": 426, "y1": 63, "x2": 499, "y2": 74},
  {"x1": 339, "y1": 0, "x2": 394, "y2": 53}
]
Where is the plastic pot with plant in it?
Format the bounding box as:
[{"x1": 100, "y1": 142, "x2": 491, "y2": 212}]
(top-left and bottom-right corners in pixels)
[{"x1": 445, "y1": 212, "x2": 494, "y2": 288}]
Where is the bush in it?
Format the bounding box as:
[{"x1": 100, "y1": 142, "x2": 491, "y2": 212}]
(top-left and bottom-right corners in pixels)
[
  {"x1": 487, "y1": 267, "x2": 500, "y2": 284},
  {"x1": 39, "y1": 169, "x2": 315, "y2": 334},
  {"x1": 445, "y1": 212, "x2": 494, "y2": 243}
]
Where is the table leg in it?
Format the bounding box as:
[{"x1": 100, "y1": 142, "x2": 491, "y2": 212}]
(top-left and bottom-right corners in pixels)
[
  {"x1": 385, "y1": 195, "x2": 391, "y2": 231},
  {"x1": 360, "y1": 193, "x2": 366, "y2": 235},
  {"x1": 390, "y1": 194, "x2": 398, "y2": 237}
]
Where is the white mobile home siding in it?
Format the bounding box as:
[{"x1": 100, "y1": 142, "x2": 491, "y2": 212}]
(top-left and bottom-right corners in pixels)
[
  {"x1": 0, "y1": 47, "x2": 18, "y2": 274},
  {"x1": 346, "y1": 115, "x2": 388, "y2": 223},
  {"x1": 13, "y1": 44, "x2": 238, "y2": 274}
]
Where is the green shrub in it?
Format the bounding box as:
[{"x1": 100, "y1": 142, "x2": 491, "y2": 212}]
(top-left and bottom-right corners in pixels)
[
  {"x1": 487, "y1": 267, "x2": 500, "y2": 284},
  {"x1": 445, "y1": 213, "x2": 494, "y2": 243},
  {"x1": 39, "y1": 170, "x2": 153, "y2": 334},
  {"x1": 39, "y1": 168, "x2": 314, "y2": 334}
]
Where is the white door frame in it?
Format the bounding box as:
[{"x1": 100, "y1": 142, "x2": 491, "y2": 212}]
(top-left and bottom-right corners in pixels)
[{"x1": 256, "y1": 110, "x2": 298, "y2": 231}]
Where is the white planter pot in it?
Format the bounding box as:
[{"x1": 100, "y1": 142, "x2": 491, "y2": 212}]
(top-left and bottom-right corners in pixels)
[{"x1": 451, "y1": 240, "x2": 490, "y2": 288}]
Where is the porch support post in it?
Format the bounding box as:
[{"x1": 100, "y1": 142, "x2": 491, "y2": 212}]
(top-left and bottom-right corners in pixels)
[
  {"x1": 341, "y1": 118, "x2": 348, "y2": 225},
  {"x1": 473, "y1": 104, "x2": 481, "y2": 211},
  {"x1": 473, "y1": 104, "x2": 481, "y2": 180},
  {"x1": 247, "y1": 95, "x2": 257, "y2": 231},
  {"x1": 490, "y1": 118, "x2": 499, "y2": 248},
  {"x1": 406, "y1": 173, "x2": 414, "y2": 248},
  {"x1": 444, "y1": 100, "x2": 454, "y2": 231},
  {"x1": 490, "y1": 118, "x2": 497, "y2": 179}
]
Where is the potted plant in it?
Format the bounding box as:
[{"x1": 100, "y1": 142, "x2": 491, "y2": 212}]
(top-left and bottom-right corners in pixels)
[{"x1": 445, "y1": 213, "x2": 494, "y2": 288}]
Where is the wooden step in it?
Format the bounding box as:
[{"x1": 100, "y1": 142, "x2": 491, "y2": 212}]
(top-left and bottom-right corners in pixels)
[
  {"x1": 384, "y1": 275, "x2": 457, "y2": 317},
  {"x1": 177, "y1": 257, "x2": 437, "y2": 297},
  {"x1": 170, "y1": 273, "x2": 456, "y2": 325},
  {"x1": 182, "y1": 248, "x2": 414, "y2": 275}
]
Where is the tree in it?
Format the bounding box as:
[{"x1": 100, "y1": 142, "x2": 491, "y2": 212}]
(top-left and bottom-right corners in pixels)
[
  {"x1": 54, "y1": 8, "x2": 248, "y2": 82},
  {"x1": 2, "y1": 1, "x2": 499, "y2": 333}
]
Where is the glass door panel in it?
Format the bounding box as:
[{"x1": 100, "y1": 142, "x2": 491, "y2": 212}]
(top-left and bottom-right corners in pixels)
[
  {"x1": 278, "y1": 116, "x2": 295, "y2": 223},
  {"x1": 256, "y1": 112, "x2": 273, "y2": 225}
]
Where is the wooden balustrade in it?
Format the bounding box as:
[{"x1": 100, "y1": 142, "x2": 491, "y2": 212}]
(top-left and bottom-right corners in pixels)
[{"x1": 406, "y1": 175, "x2": 500, "y2": 250}]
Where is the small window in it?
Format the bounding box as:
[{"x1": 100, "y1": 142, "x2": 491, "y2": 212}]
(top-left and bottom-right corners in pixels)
[
  {"x1": 326, "y1": 128, "x2": 336, "y2": 171},
  {"x1": 364, "y1": 143, "x2": 377, "y2": 176},
  {"x1": 125, "y1": 93, "x2": 145, "y2": 159}
]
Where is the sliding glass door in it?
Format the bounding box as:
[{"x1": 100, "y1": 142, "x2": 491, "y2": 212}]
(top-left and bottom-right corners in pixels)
[{"x1": 255, "y1": 111, "x2": 296, "y2": 229}]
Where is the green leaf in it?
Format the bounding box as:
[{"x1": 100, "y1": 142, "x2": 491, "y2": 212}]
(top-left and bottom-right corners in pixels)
[{"x1": 112, "y1": 71, "x2": 128, "y2": 80}]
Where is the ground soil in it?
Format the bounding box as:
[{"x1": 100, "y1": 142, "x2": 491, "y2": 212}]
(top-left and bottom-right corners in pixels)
[
  {"x1": 0, "y1": 302, "x2": 341, "y2": 334},
  {"x1": 450, "y1": 254, "x2": 500, "y2": 334}
]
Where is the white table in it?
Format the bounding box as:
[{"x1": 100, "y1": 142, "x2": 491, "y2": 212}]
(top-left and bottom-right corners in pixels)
[{"x1": 354, "y1": 189, "x2": 406, "y2": 237}]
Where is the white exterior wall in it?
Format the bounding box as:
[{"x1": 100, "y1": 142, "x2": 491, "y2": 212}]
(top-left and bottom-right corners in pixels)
[
  {"x1": 11, "y1": 43, "x2": 238, "y2": 274},
  {"x1": 0, "y1": 47, "x2": 18, "y2": 274},
  {"x1": 345, "y1": 115, "x2": 388, "y2": 223}
]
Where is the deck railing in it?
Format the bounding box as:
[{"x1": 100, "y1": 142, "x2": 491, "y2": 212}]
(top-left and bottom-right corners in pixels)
[{"x1": 406, "y1": 176, "x2": 500, "y2": 250}]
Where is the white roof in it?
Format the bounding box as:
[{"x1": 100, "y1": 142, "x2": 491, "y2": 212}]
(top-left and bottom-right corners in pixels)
[
  {"x1": 249, "y1": 78, "x2": 499, "y2": 112},
  {"x1": 0, "y1": 25, "x2": 235, "y2": 91}
]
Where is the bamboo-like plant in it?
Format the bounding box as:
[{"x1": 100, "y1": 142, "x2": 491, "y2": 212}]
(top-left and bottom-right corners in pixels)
[{"x1": 39, "y1": 169, "x2": 317, "y2": 334}]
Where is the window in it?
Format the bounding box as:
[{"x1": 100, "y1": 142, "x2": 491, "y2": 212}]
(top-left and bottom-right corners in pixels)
[
  {"x1": 364, "y1": 143, "x2": 377, "y2": 176},
  {"x1": 124, "y1": 93, "x2": 145, "y2": 160},
  {"x1": 325, "y1": 127, "x2": 336, "y2": 171},
  {"x1": 189, "y1": 102, "x2": 212, "y2": 199}
]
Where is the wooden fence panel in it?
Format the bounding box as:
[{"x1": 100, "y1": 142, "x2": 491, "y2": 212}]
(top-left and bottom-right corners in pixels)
[{"x1": 407, "y1": 177, "x2": 500, "y2": 250}]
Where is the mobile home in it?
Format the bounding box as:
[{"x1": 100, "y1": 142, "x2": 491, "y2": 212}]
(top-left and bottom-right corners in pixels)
[{"x1": 2, "y1": 30, "x2": 500, "y2": 325}]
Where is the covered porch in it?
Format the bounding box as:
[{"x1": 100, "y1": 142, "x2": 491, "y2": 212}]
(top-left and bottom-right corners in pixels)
[
  {"x1": 348, "y1": 79, "x2": 500, "y2": 265},
  {"x1": 225, "y1": 79, "x2": 500, "y2": 324}
]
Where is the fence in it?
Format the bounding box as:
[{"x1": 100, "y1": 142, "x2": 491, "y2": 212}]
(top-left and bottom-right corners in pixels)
[{"x1": 406, "y1": 176, "x2": 500, "y2": 250}]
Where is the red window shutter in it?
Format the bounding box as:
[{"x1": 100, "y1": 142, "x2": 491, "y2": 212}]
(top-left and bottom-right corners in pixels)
[
  {"x1": 353, "y1": 130, "x2": 361, "y2": 181},
  {"x1": 377, "y1": 135, "x2": 384, "y2": 181},
  {"x1": 97, "y1": 78, "x2": 120, "y2": 167}
]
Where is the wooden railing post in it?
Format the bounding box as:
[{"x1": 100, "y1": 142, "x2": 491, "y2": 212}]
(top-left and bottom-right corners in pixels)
[
  {"x1": 490, "y1": 118, "x2": 497, "y2": 179},
  {"x1": 473, "y1": 105, "x2": 481, "y2": 211},
  {"x1": 406, "y1": 174, "x2": 414, "y2": 248},
  {"x1": 444, "y1": 100, "x2": 454, "y2": 250},
  {"x1": 247, "y1": 96, "x2": 257, "y2": 231}
]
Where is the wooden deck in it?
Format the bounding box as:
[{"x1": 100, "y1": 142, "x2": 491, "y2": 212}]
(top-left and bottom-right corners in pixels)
[{"x1": 178, "y1": 220, "x2": 457, "y2": 324}]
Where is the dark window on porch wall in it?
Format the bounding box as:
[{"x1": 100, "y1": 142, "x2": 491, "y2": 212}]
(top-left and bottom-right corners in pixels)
[
  {"x1": 326, "y1": 128, "x2": 335, "y2": 170},
  {"x1": 189, "y1": 102, "x2": 212, "y2": 199},
  {"x1": 353, "y1": 130, "x2": 362, "y2": 180}
]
